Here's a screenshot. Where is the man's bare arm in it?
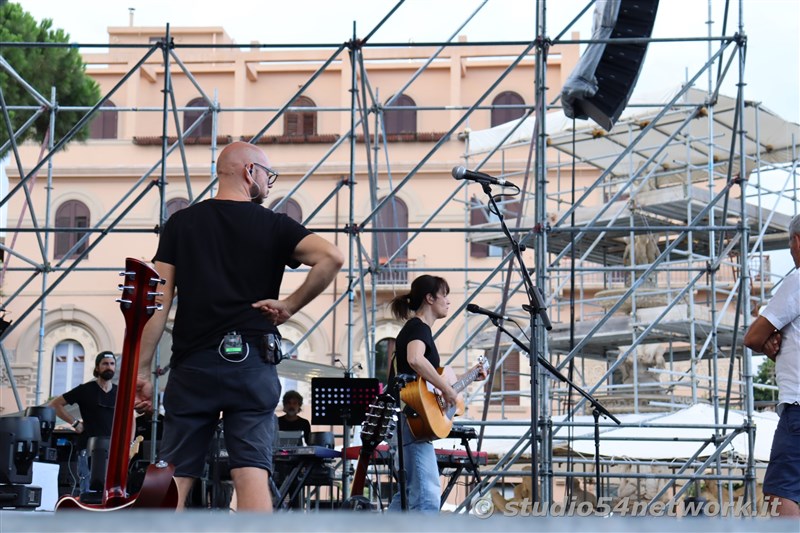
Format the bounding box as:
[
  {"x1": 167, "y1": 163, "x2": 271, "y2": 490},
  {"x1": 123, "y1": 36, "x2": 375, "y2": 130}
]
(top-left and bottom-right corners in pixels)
[
  {"x1": 744, "y1": 315, "x2": 782, "y2": 361},
  {"x1": 252, "y1": 234, "x2": 343, "y2": 324},
  {"x1": 135, "y1": 261, "x2": 175, "y2": 410}
]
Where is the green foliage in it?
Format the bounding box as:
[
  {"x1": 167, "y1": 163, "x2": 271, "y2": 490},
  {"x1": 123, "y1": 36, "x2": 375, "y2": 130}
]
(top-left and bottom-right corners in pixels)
[
  {"x1": 753, "y1": 357, "x2": 777, "y2": 403},
  {"x1": 0, "y1": 2, "x2": 101, "y2": 153}
]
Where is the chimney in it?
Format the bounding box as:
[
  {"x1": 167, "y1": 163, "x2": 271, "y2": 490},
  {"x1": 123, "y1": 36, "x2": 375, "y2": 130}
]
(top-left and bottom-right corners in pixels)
[{"x1": 128, "y1": 7, "x2": 135, "y2": 27}]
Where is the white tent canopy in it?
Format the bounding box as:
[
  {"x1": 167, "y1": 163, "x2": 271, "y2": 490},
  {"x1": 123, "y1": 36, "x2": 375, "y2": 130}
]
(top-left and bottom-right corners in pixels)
[
  {"x1": 467, "y1": 87, "x2": 800, "y2": 183},
  {"x1": 567, "y1": 403, "x2": 778, "y2": 461},
  {"x1": 450, "y1": 404, "x2": 778, "y2": 461}
]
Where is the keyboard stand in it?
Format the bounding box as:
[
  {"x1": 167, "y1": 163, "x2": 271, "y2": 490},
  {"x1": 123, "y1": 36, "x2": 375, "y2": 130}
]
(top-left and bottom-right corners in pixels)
[
  {"x1": 275, "y1": 461, "x2": 312, "y2": 508},
  {"x1": 439, "y1": 434, "x2": 483, "y2": 510}
]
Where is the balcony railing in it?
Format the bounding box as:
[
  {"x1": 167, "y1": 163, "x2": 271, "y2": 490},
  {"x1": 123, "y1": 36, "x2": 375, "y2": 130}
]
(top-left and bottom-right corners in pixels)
[{"x1": 374, "y1": 257, "x2": 416, "y2": 286}]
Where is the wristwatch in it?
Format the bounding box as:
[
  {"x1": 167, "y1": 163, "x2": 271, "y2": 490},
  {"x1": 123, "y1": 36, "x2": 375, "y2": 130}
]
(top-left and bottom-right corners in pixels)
[{"x1": 71, "y1": 419, "x2": 82, "y2": 428}]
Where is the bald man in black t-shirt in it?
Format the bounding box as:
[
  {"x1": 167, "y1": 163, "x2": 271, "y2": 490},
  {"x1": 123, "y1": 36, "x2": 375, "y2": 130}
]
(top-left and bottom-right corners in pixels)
[{"x1": 134, "y1": 142, "x2": 343, "y2": 511}]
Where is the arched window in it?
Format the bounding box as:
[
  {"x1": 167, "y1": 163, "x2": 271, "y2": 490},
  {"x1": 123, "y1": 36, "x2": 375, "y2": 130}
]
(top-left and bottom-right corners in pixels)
[
  {"x1": 51, "y1": 340, "x2": 85, "y2": 397},
  {"x1": 491, "y1": 91, "x2": 526, "y2": 127},
  {"x1": 89, "y1": 100, "x2": 118, "y2": 139},
  {"x1": 384, "y1": 94, "x2": 416, "y2": 135},
  {"x1": 165, "y1": 198, "x2": 189, "y2": 220},
  {"x1": 375, "y1": 337, "x2": 396, "y2": 384},
  {"x1": 55, "y1": 200, "x2": 90, "y2": 259},
  {"x1": 269, "y1": 197, "x2": 303, "y2": 223},
  {"x1": 184, "y1": 97, "x2": 213, "y2": 139},
  {"x1": 375, "y1": 197, "x2": 408, "y2": 284},
  {"x1": 284, "y1": 96, "x2": 317, "y2": 137}
]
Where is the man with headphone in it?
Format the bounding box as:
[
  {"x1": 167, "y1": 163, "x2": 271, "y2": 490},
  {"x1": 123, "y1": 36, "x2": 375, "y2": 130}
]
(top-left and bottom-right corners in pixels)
[{"x1": 49, "y1": 351, "x2": 118, "y2": 494}]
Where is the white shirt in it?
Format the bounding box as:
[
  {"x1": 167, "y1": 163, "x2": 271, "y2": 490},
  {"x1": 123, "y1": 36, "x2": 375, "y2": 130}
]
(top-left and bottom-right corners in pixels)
[{"x1": 761, "y1": 268, "x2": 800, "y2": 413}]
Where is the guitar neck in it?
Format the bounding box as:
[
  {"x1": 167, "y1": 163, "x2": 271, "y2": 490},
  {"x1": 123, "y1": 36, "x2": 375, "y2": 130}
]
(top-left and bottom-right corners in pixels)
[
  {"x1": 451, "y1": 365, "x2": 482, "y2": 394},
  {"x1": 104, "y1": 258, "x2": 160, "y2": 503},
  {"x1": 104, "y1": 314, "x2": 143, "y2": 500},
  {"x1": 350, "y1": 448, "x2": 373, "y2": 497}
]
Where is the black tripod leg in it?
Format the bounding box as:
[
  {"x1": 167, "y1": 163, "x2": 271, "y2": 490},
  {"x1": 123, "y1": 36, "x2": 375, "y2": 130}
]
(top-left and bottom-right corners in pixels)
[
  {"x1": 395, "y1": 410, "x2": 408, "y2": 511},
  {"x1": 440, "y1": 465, "x2": 464, "y2": 509},
  {"x1": 462, "y1": 438, "x2": 483, "y2": 485}
]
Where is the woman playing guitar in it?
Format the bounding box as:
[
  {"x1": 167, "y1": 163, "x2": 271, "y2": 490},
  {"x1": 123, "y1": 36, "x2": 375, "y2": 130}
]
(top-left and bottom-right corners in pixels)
[{"x1": 386, "y1": 275, "x2": 487, "y2": 514}]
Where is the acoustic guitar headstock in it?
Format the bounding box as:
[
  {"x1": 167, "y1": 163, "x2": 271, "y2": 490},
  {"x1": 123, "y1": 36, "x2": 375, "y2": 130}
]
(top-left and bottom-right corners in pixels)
[{"x1": 360, "y1": 393, "x2": 397, "y2": 452}]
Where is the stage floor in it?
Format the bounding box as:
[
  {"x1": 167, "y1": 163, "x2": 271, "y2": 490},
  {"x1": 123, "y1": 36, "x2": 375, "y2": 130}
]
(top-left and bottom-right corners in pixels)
[{"x1": 2, "y1": 509, "x2": 798, "y2": 533}]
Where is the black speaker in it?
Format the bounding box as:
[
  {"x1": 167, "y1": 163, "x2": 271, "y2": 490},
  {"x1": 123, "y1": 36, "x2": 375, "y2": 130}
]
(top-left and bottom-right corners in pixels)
[
  {"x1": 24, "y1": 406, "x2": 57, "y2": 462},
  {"x1": 0, "y1": 417, "x2": 41, "y2": 485},
  {"x1": 562, "y1": 0, "x2": 660, "y2": 131},
  {"x1": 85, "y1": 436, "x2": 110, "y2": 493}
]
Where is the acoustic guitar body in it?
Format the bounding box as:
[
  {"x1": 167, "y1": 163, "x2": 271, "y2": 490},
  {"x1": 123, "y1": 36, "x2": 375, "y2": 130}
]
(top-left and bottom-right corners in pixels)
[
  {"x1": 402, "y1": 366, "x2": 465, "y2": 441},
  {"x1": 55, "y1": 462, "x2": 178, "y2": 511}
]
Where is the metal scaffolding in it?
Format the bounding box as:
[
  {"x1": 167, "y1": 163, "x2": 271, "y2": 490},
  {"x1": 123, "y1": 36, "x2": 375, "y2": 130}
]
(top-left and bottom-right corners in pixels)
[{"x1": 0, "y1": 0, "x2": 797, "y2": 515}]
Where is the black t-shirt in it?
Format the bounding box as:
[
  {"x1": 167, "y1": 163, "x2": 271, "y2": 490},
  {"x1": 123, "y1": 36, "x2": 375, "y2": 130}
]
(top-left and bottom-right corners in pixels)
[
  {"x1": 62, "y1": 381, "x2": 117, "y2": 450},
  {"x1": 154, "y1": 199, "x2": 311, "y2": 364},
  {"x1": 277, "y1": 415, "x2": 312, "y2": 445},
  {"x1": 393, "y1": 317, "x2": 440, "y2": 377}
]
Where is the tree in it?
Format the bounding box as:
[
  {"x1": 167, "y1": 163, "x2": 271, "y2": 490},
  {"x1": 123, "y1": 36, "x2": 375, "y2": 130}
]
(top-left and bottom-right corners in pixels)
[
  {"x1": 752, "y1": 357, "x2": 777, "y2": 404},
  {"x1": 0, "y1": 2, "x2": 101, "y2": 154}
]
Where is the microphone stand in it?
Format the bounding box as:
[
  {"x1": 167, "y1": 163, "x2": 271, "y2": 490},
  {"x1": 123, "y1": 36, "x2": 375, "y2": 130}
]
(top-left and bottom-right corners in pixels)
[
  {"x1": 480, "y1": 182, "x2": 619, "y2": 506},
  {"x1": 490, "y1": 318, "x2": 621, "y2": 505},
  {"x1": 390, "y1": 374, "x2": 416, "y2": 512},
  {"x1": 480, "y1": 181, "x2": 546, "y2": 504}
]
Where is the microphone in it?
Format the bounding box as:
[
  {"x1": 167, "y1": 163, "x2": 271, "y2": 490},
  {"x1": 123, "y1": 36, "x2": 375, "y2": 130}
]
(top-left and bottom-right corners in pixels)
[
  {"x1": 466, "y1": 303, "x2": 511, "y2": 322},
  {"x1": 452, "y1": 166, "x2": 515, "y2": 187}
]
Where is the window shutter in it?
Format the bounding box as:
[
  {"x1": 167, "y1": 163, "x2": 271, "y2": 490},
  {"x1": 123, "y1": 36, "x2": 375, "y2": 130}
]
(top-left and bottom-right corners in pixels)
[
  {"x1": 184, "y1": 98, "x2": 212, "y2": 139},
  {"x1": 489, "y1": 351, "x2": 521, "y2": 406},
  {"x1": 385, "y1": 94, "x2": 416, "y2": 136},
  {"x1": 302, "y1": 112, "x2": 316, "y2": 136},
  {"x1": 54, "y1": 214, "x2": 71, "y2": 258},
  {"x1": 55, "y1": 201, "x2": 90, "y2": 259},
  {"x1": 504, "y1": 351, "x2": 520, "y2": 406},
  {"x1": 286, "y1": 113, "x2": 299, "y2": 136},
  {"x1": 285, "y1": 96, "x2": 317, "y2": 137},
  {"x1": 491, "y1": 91, "x2": 526, "y2": 127},
  {"x1": 89, "y1": 101, "x2": 118, "y2": 140},
  {"x1": 470, "y1": 198, "x2": 489, "y2": 258}
]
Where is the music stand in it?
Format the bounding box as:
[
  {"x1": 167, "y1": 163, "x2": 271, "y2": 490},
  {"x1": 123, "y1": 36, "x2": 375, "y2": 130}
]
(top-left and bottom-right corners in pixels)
[
  {"x1": 311, "y1": 377, "x2": 380, "y2": 502},
  {"x1": 310, "y1": 377, "x2": 380, "y2": 426}
]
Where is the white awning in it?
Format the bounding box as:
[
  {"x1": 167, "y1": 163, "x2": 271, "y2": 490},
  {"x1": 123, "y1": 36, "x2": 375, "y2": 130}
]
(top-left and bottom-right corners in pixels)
[
  {"x1": 466, "y1": 87, "x2": 800, "y2": 183},
  {"x1": 566, "y1": 403, "x2": 778, "y2": 461}
]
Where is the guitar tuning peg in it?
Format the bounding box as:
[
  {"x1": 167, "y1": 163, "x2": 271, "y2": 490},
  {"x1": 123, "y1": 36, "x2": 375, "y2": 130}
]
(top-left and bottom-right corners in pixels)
[
  {"x1": 120, "y1": 270, "x2": 135, "y2": 279},
  {"x1": 116, "y1": 298, "x2": 132, "y2": 307},
  {"x1": 147, "y1": 291, "x2": 164, "y2": 298},
  {"x1": 117, "y1": 284, "x2": 134, "y2": 291},
  {"x1": 146, "y1": 304, "x2": 164, "y2": 311}
]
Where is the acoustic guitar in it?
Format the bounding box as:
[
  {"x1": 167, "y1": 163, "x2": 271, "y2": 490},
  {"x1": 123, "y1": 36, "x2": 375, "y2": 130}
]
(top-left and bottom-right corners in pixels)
[
  {"x1": 56, "y1": 258, "x2": 178, "y2": 511},
  {"x1": 344, "y1": 393, "x2": 397, "y2": 510},
  {"x1": 400, "y1": 357, "x2": 489, "y2": 441}
]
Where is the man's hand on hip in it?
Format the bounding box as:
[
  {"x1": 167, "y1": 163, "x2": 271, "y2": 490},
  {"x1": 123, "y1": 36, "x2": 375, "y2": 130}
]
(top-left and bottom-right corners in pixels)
[{"x1": 252, "y1": 298, "x2": 293, "y2": 325}]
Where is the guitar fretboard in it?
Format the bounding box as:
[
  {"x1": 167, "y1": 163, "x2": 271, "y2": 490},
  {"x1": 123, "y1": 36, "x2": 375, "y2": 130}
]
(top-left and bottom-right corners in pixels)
[{"x1": 452, "y1": 365, "x2": 483, "y2": 393}]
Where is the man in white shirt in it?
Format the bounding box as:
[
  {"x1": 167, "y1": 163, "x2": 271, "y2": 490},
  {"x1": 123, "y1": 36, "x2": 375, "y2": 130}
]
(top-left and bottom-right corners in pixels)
[{"x1": 744, "y1": 213, "x2": 800, "y2": 517}]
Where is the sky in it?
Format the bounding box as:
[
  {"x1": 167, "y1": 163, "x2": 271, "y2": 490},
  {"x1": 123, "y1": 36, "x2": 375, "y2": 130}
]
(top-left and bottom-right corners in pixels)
[{"x1": 15, "y1": 0, "x2": 799, "y2": 124}]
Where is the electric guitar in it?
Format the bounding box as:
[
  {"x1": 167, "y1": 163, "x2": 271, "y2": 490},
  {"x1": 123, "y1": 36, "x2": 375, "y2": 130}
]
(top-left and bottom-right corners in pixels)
[
  {"x1": 56, "y1": 258, "x2": 178, "y2": 511},
  {"x1": 344, "y1": 394, "x2": 397, "y2": 510},
  {"x1": 400, "y1": 357, "x2": 489, "y2": 441},
  {"x1": 129, "y1": 435, "x2": 144, "y2": 460}
]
